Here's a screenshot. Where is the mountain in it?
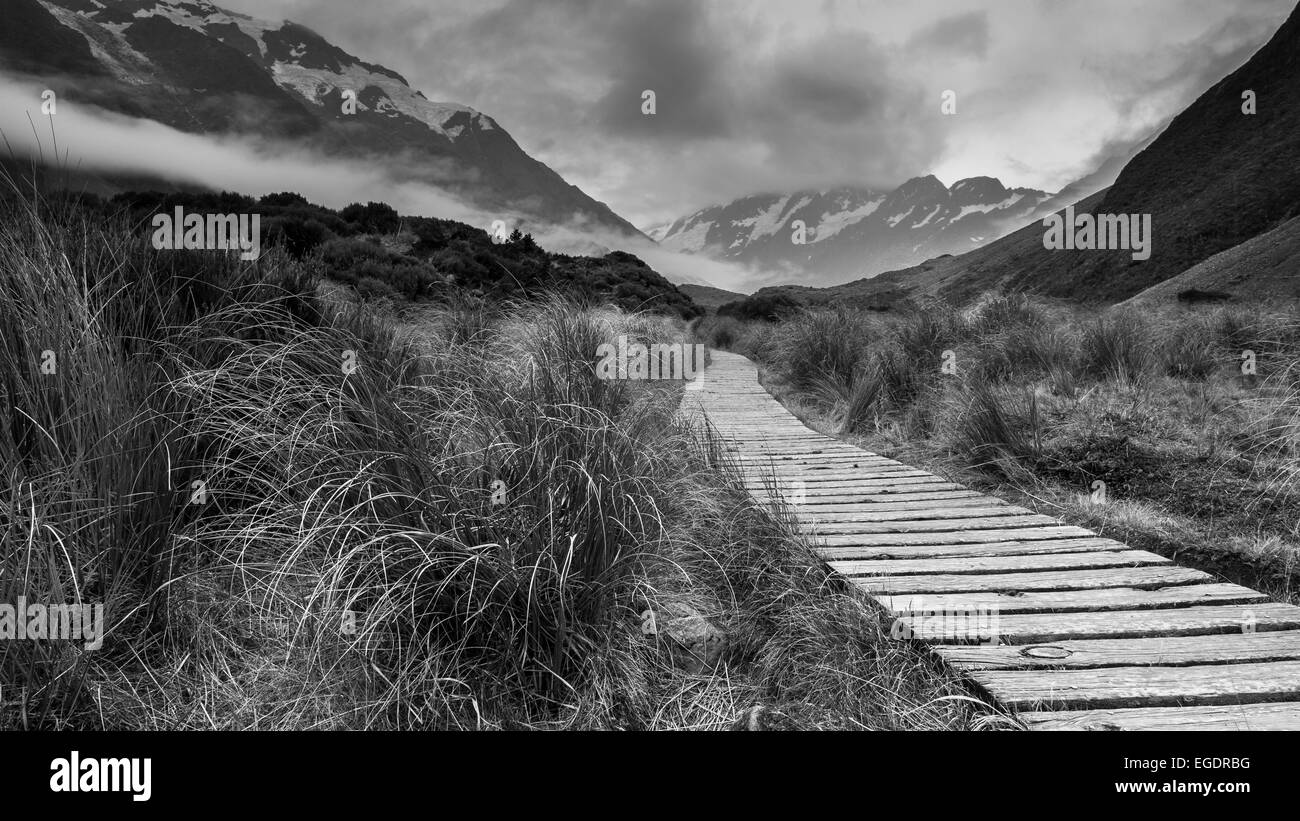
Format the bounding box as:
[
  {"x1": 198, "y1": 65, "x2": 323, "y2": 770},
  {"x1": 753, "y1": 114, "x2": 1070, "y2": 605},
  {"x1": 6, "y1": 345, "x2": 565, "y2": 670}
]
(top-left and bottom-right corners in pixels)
[
  {"x1": 784, "y1": 0, "x2": 1300, "y2": 308},
  {"x1": 650, "y1": 176, "x2": 1052, "y2": 287},
  {"x1": 0, "y1": 0, "x2": 642, "y2": 238}
]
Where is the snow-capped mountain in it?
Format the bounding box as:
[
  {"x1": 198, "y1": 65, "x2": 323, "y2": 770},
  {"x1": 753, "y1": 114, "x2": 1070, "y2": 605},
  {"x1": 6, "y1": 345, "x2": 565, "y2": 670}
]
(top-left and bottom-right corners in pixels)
[
  {"x1": 651, "y1": 176, "x2": 1052, "y2": 285},
  {"x1": 2, "y1": 0, "x2": 641, "y2": 237}
]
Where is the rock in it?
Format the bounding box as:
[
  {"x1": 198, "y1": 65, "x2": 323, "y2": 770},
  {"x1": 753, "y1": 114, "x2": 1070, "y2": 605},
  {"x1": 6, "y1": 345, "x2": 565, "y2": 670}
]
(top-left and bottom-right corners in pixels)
[
  {"x1": 732, "y1": 705, "x2": 801, "y2": 731},
  {"x1": 730, "y1": 702, "x2": 852, "y2": 731},
  {"x1": 643, "y1": 600, "x2": 727, "y2": 674}
]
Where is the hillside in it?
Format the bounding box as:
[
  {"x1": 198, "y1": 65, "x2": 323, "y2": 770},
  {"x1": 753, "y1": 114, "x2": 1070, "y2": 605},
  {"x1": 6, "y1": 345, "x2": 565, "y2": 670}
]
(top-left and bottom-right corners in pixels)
[
  {"x1": 0, "y1": 0, "x2": 642, "y2": 238},
  {"x1": 678, "y1": 283, "x2": 746, "y2": 311},
  {"x1": 1040, "y1": 0, "x2": 1300, "y2": 301},
  {"x1": 82, "y1": 188, "x2": 702, "y2": 318},
  {"x1": 1122, "y1": 214, "x2": 1300, "y2": 306}
]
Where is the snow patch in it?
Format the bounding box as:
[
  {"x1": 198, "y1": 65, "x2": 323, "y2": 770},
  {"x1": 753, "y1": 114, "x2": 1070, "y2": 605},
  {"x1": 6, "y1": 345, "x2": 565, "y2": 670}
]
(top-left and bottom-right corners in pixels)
[
  {"x1": 39, "y1": 2, "x2": 153, "y2": 84},
  {"x1": 659, "y1": 219, "x2": 714, "y2": 253},
  {"x1": 812, "y1": 196, "x2": 882, "y2": 241},
  {"x1": 886, "y1": 206, "x2": 916, "y2": 228},
  {"x1": 732, "y1": 195, "x2": 792, "y2": 243},
  {"x1": 912, "y1": 204, "x2": 943, "y2": 229},
  {"x1": 270, "y1": 60, "x2": 486, "y2": 138},
  {"x1": 951, "y1": 192, "x2": 1027, "y2": 222}
]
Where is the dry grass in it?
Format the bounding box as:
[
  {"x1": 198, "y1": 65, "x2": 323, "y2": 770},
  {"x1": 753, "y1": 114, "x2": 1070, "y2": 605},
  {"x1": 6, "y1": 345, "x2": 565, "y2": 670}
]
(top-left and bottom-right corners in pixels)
[
  {"x1": 0, "y1": 190, "x2": 995, "y2": 731},
  {"x1": 702, "y1": 292, "x2": 1300, "y2": 601}
]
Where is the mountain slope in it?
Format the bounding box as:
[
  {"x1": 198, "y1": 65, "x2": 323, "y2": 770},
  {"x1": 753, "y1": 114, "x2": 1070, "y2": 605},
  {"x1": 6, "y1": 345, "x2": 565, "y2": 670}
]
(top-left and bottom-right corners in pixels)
[
  {"x1": 1122, "y1": 214, "x2": 1300, "y2": 305},
  {"x1": 1046, "y1": 1, "x2": 1300, "y2": 301},
  {"x1": 1, "y1": 0, "x2": 641, "y2": 237},
  {"x1": 677, "y1": 283, "x2": 746, "y2": 311},
  {"x1": 652, "y1": 176, "x2": 1050, "y2": 287},
  {"x1": 804, "y1": 1, "x2": 1300, "y2": 308}
]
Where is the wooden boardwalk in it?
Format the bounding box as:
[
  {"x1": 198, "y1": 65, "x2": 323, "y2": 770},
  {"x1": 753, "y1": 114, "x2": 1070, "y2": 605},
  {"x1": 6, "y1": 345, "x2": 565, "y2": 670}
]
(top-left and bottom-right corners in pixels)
[{"x1": 687, "y1": 350, "x2": 1300, "y2": 730}]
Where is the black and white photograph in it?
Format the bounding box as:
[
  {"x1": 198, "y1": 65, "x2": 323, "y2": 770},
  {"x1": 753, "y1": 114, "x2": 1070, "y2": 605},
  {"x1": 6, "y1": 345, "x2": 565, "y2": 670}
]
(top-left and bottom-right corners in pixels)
[{"x1": 1, "y1": 0, "x2": 1298, "y2": 801}]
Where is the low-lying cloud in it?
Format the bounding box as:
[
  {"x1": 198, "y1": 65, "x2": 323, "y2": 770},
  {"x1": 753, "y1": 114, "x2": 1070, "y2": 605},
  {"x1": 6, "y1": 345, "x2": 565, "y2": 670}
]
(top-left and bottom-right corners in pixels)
[
  {"x1": 0, "y1": 72, "x2": 764, "y2": 292},
  {"x1": 0, "y1": 73, "x2": 487, "y2": 222}
]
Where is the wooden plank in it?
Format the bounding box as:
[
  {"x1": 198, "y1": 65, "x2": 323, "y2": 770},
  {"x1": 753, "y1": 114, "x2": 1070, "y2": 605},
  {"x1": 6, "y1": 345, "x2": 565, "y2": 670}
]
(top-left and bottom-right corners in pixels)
[
  {"x1": 739, "y1": 464, "x2": 930, "y2": 477},
  {"x1": 738, "y1": 469, "x2": 918, "y2": 480},
  {"x1": 761, "y1": 455, "x2": 900, "y2": 465},
  {"x1": 821, "y1": 537, "x2": 1132, "y2": 561},
  {"x1": 800, "y1": 505, "x2": 1033, "y2": 522},
  {"x1": 795, "y1": 498, "x2": 1019, "y2": 514},
  {"x1": 903, "y1": 602, "x2": 1300, "y2": 644},
  {"x1": 756, "y1": 460, "x2": 904, "y2": 469},
  {"x1": 882, "y1": 583, "x2": 1269, "y2": 617},
  {"x1": 753, "y1": 481, "x2": 967, "y2": 496},
  {"x1": 829, "y1": 549, "x2": 1169, "y2": 578},
  {"x1": 753, "y1": 490, "x2": 983, "y2": 504},
  {"x1": 751, "y1": 484, "x2": 962, "y2": 499},
  {"x1": 817, "y1": 525, "x2": 1098, "y2": 546},
  {"x1": 734, "y1": 457, "x2": 904, "y2": 470},
  {"x1": 757, "y1": 488, "x2": 978, "y2": 503},
  {"x1": 739, "y1": 453, "x2": 896, "y2": 463},
  {"x1": 806, "y1": 514, "x2": 1061, "y2": 533},
  {"x1": 1017, "y1": 702, "x2": 1300, "y2": 731},
  {"x1": 884, "y1": 583, "x2": 1269, "y2": 617},
  {"x1": 972, "y1": 660, "x2": 1300, "y2": 710},
  {"x1": 934, "y1": 629, "x2": 1300, "y2": 670},
  {"x1": 854, "y1": 565, "x2": 1215, "y2": 594}
]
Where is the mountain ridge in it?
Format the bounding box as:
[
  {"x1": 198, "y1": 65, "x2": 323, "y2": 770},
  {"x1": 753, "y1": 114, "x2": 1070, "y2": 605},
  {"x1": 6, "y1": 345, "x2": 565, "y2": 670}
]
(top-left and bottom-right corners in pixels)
[
  {"x1": 1, "y1": 0, "x2": 643, "y2": 239},
  {"x1": 651, "y1": 174, "x2": 1054, "y2": 287}
]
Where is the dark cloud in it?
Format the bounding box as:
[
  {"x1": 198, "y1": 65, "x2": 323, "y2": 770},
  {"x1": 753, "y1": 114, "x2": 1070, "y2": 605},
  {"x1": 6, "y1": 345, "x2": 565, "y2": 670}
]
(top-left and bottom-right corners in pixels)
[
  {"x1": 906, "y1": 11, "x2": 990, "y2": 59},
  {"x1": 769, "y1": 32, "x2": 893, "y2": 125},
  {"x1": 590, "y1": 0, "x2": 731, "y2": 138},
  {"x1": 194, "y1": 0, "x2": 1300, "y2": 233}
]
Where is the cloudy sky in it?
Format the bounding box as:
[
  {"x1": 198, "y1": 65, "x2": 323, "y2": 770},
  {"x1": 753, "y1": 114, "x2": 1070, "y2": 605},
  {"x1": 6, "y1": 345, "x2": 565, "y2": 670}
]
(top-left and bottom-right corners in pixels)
[{"x1": 211, "y1": 0, "x2": 1294, "y2": 231}]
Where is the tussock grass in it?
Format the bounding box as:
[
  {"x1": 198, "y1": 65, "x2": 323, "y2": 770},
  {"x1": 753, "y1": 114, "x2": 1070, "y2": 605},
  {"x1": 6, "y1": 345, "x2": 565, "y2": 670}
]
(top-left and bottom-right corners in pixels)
[
  {"x1": 709, "y1": 290, "x2": 1300, "y2": 600},
  {"x1": 951, "y1": 386, "x2": 1042, "y2": 479},
  {"x1": 1080, "y1": 310, "x2": 1153, "y2": 384},
  {"x1": 1, "y1": 190, "x2": 990, "y2": 730}
]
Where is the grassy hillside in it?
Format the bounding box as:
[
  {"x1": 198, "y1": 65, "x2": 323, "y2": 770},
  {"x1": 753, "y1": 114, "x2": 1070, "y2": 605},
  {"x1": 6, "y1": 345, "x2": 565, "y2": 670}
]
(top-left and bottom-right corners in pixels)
[
  {"x1": 678, "y1": 283, "x2": 746, "y2": 311},
  {"x1": 1123, "y1": 214, "x2": 1300, "y2": 306},
  {"x1": 98, "y1": 189, "x2": 703, "y2": 318}
]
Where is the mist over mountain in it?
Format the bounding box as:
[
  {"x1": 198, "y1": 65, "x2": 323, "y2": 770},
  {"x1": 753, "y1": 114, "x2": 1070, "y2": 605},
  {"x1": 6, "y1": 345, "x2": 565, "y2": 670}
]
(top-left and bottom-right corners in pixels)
[
  {"x1": 649, "y1": 174, "x2": 1058, "y2": 287},
  {"x1": 0, "y1": 0, "x2": 642, "y2": 240}
]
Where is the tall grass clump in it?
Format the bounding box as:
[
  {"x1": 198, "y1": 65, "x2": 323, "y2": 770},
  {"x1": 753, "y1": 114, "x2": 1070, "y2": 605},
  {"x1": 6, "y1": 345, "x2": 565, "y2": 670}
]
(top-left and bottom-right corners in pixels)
[
  {"x1": 965, "y1": 293, "x2": 1046, "y2": 337},
  {"x1": 1080, "y1": 309, "x2": 1153, "y2": 384},
  {"x1": 0, "y1": 188, "x2": 315, "y2": 727},
  {"x1": 0, "y1": 188, "x2": 685, "y2": 728},
  {"x1": 1161, "y1": 314, "x2": 1221, "y2": 379},
  {"x1": 774, "y1": 308, "x2": 875, "y2": 391},
  {"x1": 962, "y1": 295, "x2": 1075, "y2": 385},
  {"x1": 949, "y1": 385, "x2": 1042, "y2": 479}
]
